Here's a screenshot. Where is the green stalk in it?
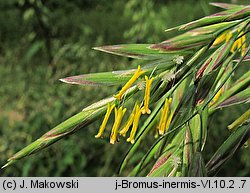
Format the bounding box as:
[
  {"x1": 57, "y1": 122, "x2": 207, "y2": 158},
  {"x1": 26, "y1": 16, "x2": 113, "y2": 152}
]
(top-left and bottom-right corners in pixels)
[{"x1": 3, "y1": 86, "x2": 139, "y2": 168}]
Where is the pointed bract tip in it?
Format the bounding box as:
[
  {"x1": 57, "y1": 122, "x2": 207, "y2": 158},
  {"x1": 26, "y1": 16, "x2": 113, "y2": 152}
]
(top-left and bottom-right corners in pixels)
[
  {"x1": 209, "y1": 2, "x2": 242, "y2": 9},
  {"x1": 92, "y1": 46, "x2": 121, "y2": 54},
  {"x1": 59, "y1": 78, "x2": 68, "y2": 83},
  {"x1": 93, "y1": 47, "x2": 102, "y2": 51},
  {"x1": 1, "y1": 162, "x2": 11, "y2": 169},
  {"x1": 209, "y1": 2, "x2": 223, "y2": 7},
  {"x1": 164, "y1": 26, "x2": 179, "y2": 32}
]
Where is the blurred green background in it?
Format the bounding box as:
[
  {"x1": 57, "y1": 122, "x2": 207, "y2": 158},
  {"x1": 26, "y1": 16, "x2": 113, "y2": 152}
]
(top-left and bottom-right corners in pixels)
[{"x1": 0, "y1": 0, "x2": 249, "y2": 176}]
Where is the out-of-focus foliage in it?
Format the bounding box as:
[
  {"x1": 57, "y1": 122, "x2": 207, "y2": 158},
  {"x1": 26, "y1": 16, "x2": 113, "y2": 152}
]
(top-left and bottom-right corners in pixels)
[{"x1": 0, "y1": 0, "x2": 249, "y2": 176}]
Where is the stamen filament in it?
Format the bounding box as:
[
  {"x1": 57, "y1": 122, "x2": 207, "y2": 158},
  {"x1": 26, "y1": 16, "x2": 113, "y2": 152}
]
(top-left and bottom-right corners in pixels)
[
  {"x1": 127, "y1": 104, "x2": 142, "y2": 144},
  {"x1": 95, "y1": 103, "x2": 115, "y2": 138},
  {"x1": 114, "y1": 65, "x2": 145, "y2": 101},
  {"x1": 110, "y1": 107, "x2": 126, "y2": 144},
  {"x1": 209, "y1": 88, "x2": 222, "y2": 107},
  {"x1": 142, "y1": 76, "x2": 153, "y2": 115}
]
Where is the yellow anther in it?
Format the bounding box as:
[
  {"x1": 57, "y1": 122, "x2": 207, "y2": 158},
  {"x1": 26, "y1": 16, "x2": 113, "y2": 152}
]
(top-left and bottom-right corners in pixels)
[
  {"x1": 213, "y1": 30, "x2": 247, "y2": 57},
  {"x1": 231, "y1": 37, "x2": 241, "y2": 53},
  {"x1": 114, "y1": 66, "x2": 145, "y2": 101},
  {"x1": 141, "y1": 76, "x2": 153, "y2": 115},
  {"x1": 241, "y1": 33, "x2": 246, "y2": 57},
  {"x1": 230, "y1": 31, "x2": 247, "y2": 56},
  {"x1": 110, "y1": 107, "x2": 126, "y2": 144},
  {"x1": 119, "y1": 102, "x2": 137, "y2": 137},
  {"x1": 225, "y1": 31, "x2": 232, "y2": 42},
  {"x1": 165, "y1": 111, "x2": 174, "y2": 132},
  {"x1": 213, "y1": 31, "x2": 233, "y2": 46},
  {"x1": 213, "y1": 31, "x2": 227, "y2": 46},
  {"x1": 119, "y1": 113, "x2": 134, "y2": 137},
  {"x1": 95, "y1": 103, "x2": 115, "y2": 138},
  {"x1": 237, "y1": 33, "x2": 243, "y2": 49},
  {"x1": 158, "y1": 109, "x2": 164, "y2": 135},
  {"x1": 230, "y1": 42, "x2": 237, "y2": 53},
  {"x1": 158, "y1": 98, "x2": 172, "y2": 135},
  {"x1": 209, "y1": 88, "x2": 222, "y2": 107},
  {"x1": 127, "y1": 104, "x2": 142, "y2": 144}
]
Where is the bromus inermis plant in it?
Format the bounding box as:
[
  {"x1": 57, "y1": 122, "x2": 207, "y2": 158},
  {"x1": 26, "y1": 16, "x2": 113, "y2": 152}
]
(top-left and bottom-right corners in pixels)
[{"x1": 2, "y1": 2, "x2": 250, "y2": 177}]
